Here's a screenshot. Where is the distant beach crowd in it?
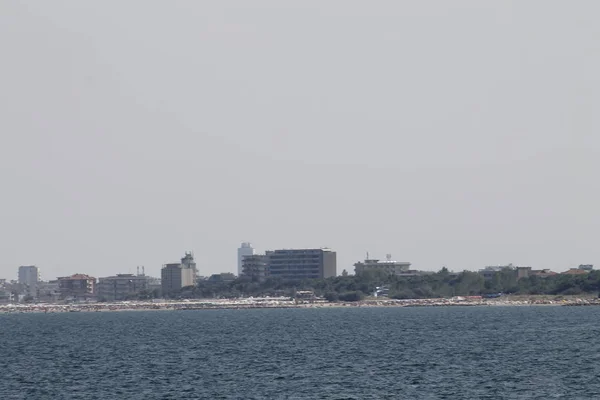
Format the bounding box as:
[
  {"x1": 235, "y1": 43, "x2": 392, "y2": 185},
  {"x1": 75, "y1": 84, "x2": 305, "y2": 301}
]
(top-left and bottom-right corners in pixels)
[{"x1": 1, "y1": 296, "x2": 599, "y2": 314}]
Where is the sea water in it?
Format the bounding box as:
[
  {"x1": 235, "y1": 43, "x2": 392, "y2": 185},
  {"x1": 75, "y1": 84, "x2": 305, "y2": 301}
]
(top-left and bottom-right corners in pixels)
[{"x1": 1, "y1": 306, "x2": 600, "y2": 399}]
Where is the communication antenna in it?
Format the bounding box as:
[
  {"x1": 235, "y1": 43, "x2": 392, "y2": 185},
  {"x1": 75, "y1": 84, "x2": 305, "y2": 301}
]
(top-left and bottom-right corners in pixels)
[
  {"x1": 366, "y1": 251, "x2": 369, "y2": 260},
  {"x1": 386, "y1": 254, "x2": 392, "y2": 261},
  {"x1": 137, "y1": 266, "x2": 140, "y2": 276},
  {"x1": 142, "y1": 266, "x2": 145, "y2": 276}
]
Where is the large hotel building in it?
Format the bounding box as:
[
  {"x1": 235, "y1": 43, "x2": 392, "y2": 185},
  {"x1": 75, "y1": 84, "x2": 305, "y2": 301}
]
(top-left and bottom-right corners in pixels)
[{"x1": 242, "y1": 248, "x2": 336, "y2": 281}]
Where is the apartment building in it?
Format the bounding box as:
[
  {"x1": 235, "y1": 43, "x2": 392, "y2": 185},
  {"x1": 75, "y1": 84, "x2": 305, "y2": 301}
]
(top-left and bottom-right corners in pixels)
[
  {"x1": 57, "y1": 274, "x2": 96, "y2": 300},
  {"x1": 354, "y1": 255, "x2": 411, "y2": 276},
  {"x1": 241, "y1": 254, "x2": 270, "y2": 281},
  {"x1": 161, "y1": 252, "x2": 197, "y2": 295},
  {"x1": 97, "y1": 273, "x2": 151, "y2": 301}
]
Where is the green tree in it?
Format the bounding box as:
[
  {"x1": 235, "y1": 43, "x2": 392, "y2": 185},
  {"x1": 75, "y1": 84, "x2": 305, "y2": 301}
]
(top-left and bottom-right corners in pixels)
[
  {"x1": 324, "y1": 292, "x2": 339, "y2": 302},
  {"x1": 338, "y1": 291, "x2": 364, "y2": 302}
]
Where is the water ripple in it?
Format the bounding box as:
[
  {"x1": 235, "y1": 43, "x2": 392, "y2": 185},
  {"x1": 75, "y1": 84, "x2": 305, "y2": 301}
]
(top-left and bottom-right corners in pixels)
[{"x1": 1, "y1": 307, "x2": 600, "y2": 399}]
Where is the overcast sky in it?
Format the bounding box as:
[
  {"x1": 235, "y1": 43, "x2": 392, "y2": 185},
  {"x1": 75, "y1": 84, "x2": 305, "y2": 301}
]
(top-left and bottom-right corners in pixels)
[{"x1": 1, "y1": 1, "x2": 598, "y2": 280}]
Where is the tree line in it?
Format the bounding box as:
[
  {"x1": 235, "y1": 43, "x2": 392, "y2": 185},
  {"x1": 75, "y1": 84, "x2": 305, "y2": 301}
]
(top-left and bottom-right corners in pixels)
[{"x1": 167, "y1": 268, "x2": 600, "y2": 301}]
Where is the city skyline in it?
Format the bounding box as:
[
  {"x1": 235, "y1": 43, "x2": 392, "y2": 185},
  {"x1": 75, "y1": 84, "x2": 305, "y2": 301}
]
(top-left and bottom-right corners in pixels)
[
  {"x1": 1, "y1": 1, "x2": 599, "y2": 280},
  {"x1": 1, "y1": 243, "x2": 594, "y2": 283}
]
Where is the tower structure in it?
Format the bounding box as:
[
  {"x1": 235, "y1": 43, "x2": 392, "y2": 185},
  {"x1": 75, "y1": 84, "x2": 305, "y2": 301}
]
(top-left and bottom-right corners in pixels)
[
  {"x1": 18, "y1": 265, "x2": 40, "y2": 295},
  {"x1": 237, "y1": 242, "x2": 255, "y2": 276}
]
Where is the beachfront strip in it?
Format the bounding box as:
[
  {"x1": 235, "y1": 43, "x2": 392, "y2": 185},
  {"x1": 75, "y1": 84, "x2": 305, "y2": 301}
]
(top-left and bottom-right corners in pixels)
[
  {"x1": 1, "y1": 246, "x2": 595, "y2": 304},
  {"x1": 2, "y1": 295, "x2": 600, "y2": 314}
]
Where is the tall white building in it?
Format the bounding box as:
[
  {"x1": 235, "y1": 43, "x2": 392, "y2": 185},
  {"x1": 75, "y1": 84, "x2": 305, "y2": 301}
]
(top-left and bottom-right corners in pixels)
[
  {"x1": 237, "y1": 242, "x2": 255, "y2": 276},
  {"x1": 18, "y1": 265, "x2": 40, "y2": 293},
  {"x1": 181, "y1": 251, "x2": 197, "y2": 276}
]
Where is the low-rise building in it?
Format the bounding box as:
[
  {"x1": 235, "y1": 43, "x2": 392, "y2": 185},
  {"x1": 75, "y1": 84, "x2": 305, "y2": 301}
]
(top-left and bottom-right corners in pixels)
[
  {"x1": 479, "y1": 264, "x2": 516, "y2": 280},
  {"x1": 373, "y1": 286, "x2": 390, "y2": 297},
  {"x1": 97, "y1": 273, "x2": 151, "y2": 301},
  {"x1": 146, "y1": 277, "x2": 162, "y2": 292},
  {"x1": 530, "y1": 269, "x2": 558, "y2": 278},
  {"x1": 354, "y1": 255, "x2": 411, "y2": 276},
  {"x1": 481, "y1": 265, "x2": 556, "y2": 280},
  {"x1": 57, "y1": 274, "x2": 96, "y2": 300},
  {"x1": 0, "y1": 285, "x2": 14, "y2": 304},
  {"x1": 36, "y1": 280, "x2": 60, "y2": 303},
  {"x1": 516, "y1": 267, "x2": 560, "y2": 280},
  {"x1": 516, "y1": 267, "x2": 532, "y2": 280},
  {"x1": 207, "y1": 273, "x2": 237, "y2": 283},
  {"x1": 0, "y1": 279, "x2": 19, "y2": 303},
  {"x1": 295, "y1": 290, "x2": 316, "y2": 299},
  {"x1": 562, "y1": 268, "x2": 590, "y2": 276}
]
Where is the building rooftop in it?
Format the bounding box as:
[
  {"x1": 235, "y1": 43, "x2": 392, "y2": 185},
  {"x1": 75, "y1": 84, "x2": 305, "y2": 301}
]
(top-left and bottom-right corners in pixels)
[
  {"x1": 267, "y1": 247, "x2": 333, "y2": 251},
  {"x1": 360, "y1": 259, "x2": 411, "y2": 264},
  {"x1": 562, "y1": 268, "x2": 589, "y2": 275},
  {"x1": 60, "y1": 274, "x2": 95, "y2": 280}
]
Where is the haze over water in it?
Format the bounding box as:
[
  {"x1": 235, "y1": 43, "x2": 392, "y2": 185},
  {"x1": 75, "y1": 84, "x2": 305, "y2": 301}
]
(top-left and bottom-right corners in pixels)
[{"x1": 2, "y1": 307, "x2": 599, "y2": 399}]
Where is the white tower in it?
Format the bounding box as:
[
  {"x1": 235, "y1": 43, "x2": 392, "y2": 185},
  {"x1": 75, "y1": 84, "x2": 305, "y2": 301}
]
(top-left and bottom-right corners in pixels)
[
  {"x1": 237, "y1": 242, "x2": 255, "y2": 276},
  {"x1": 18, "y1": 265, "x2": 40, "y2": 295}
]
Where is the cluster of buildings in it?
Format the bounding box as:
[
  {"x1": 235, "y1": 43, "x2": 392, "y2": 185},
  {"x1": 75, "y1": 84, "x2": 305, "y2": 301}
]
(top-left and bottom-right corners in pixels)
[
  {"x1": 0, "y1": 266, "x2": 61, "y2": 303},
  {"x1": 1, "y1": 244, "x2": 595, "y2": 304},
  {"x1": 0, "y1": 251, "x2": 205, "y2": 304},
  {"x1": 238, "y1": 244, "x2": 432, "y2": 281},
  {"x1": 478, "y1": 263, "x2": 594, "y2": 280},
  {"x1": 1, "y1": 251, "x2": 222, "y2": 303},
  {"x1": 0, "y1": 265, "x2": 161, "y2": 304}
]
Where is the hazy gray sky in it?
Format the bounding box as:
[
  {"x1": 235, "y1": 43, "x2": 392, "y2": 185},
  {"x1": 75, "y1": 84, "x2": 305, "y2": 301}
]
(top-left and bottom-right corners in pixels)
[{"x1": 1, "y1": 1, "x2": 598, "y2": 280}]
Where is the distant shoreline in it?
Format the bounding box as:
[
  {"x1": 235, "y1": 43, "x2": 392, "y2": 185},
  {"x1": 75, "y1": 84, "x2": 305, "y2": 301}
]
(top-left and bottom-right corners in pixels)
[{"x1": 1, "y1": 296, "x2": 599, "y2": 314}]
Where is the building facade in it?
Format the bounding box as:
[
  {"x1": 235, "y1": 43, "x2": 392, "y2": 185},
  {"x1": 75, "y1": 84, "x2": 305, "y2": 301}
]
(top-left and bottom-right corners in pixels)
[
  {"x1": 18, "y1": 265, "x2": 40, "y2": 294},
  {"x1": 161, "y1": 252, "x2": 197, "y2": 295},
  {"x1": 241, "y1": 254, "x2": 270, "y2": 281},
  {"x1": 207, "y1": 273, "x2": 237, "y2": 283},
  {"x1": 479, "y1": 264, "x2": 516, "y2": 280},
  {"x1": 480, "y1": 264, "x2": 558, "y2": 280},
  {"x1": 36, "y1": 280, "x2": 60, "y2": 302},
  {"x1": 354, "y1": 255, "x2": 411, "y2": 276},
  {"x1": 237, "y1": 242, "x2": 255, "y2": 276},
  {"x1": 181, "y1": 252, "x2": 197, "y2": 275},
  {"x1": 562, "y1": 268, "x2": 591, "y2": 276},
  {"x1": 0, "y1": 279, "x2": 15, "y2": 304},
  {"x1": 57, "y1": 274, "x2": 96, "y2": 300},
  {"x1": 97, "y1": 273, "x2": 151, "y2": 301},
  {"x1": 266, "y1": 248, "x2": 337, "y2": 280}
]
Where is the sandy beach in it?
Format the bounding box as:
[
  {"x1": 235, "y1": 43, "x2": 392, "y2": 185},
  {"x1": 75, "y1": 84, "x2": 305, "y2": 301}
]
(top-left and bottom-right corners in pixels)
[{"x1": 1, "y1": 295, "x2": 599, "y2": 314}]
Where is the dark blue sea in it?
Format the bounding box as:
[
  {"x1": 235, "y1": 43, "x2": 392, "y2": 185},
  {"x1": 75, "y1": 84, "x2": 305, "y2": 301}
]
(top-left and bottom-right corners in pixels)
[{"x1": 1, "y1": 306, "x2": 600, "y2": 399}]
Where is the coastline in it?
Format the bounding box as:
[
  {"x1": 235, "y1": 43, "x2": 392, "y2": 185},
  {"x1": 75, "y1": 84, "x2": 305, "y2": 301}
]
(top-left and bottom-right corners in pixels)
[{"x1": 1, "y1": 296, "x2": 599, "y2": 314}]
